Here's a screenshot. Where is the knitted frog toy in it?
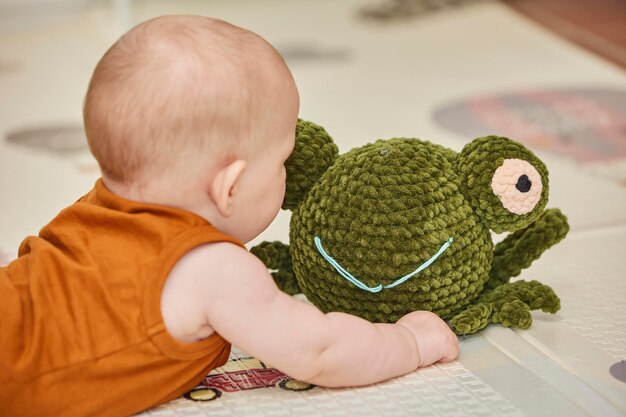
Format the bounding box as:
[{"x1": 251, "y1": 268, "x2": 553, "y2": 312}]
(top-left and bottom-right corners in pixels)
[{"x1": 252, "y1": 120, "x2": 569, "y2": 335}]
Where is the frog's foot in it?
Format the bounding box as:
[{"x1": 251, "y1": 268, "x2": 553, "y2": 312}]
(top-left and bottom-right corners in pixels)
[
  {"x1": 481, "y1": 280, "x2": 561, "y2": 314},
  {"x1": 450, "y1": 280, "x2": 560, "y2": 335},
  {"x1": 250, "y1": 241, "x2": 301, "y2": 295},
  {"x1": 484, "y1": 280, "x2": 560, "y2": 329},
  {"x1": 449, "y1": 303, "x2": 493, "y2": 335},
  {"x1": 491, "y1": 299, "x2": 533, "y2": 329},
  {"x1": 449, "y1": 299, "x2": 534, "y2": 334},
  {"x1": 449, "y1": 300, "x2": 531, "y2": 334},
  {"x1": 487, "y1": 208, "x2": 569, "y2": 290}
]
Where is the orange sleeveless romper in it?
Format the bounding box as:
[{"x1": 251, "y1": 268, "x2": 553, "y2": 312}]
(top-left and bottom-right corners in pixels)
[{"x1": 0, "y1": 179, "x2": 243, "y2": 416}]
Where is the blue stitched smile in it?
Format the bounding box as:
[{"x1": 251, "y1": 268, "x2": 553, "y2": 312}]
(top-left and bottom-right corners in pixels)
[{"x1": 314, "y1": 236, "x2": 454, "y2": 293}]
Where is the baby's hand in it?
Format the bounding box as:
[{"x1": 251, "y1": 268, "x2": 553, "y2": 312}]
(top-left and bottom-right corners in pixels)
[{"x1": 397, "y1": 311, "x2": 459, "y2": 367}]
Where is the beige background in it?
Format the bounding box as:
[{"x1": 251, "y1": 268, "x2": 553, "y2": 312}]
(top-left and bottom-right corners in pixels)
[{"x1": 0, "y1": 1, "x2": 624, "y2": 416}]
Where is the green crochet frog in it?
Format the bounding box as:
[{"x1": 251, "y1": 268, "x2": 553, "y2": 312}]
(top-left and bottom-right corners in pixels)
[{"x1": 252, "y1": 120, "x2": 569, "y2": 335}]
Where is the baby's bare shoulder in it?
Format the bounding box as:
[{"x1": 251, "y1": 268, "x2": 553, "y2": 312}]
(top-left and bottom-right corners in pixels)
[
  {"x1": 168, "y1": 242, "x2": 267, "y2": 279},
  {"x1": 160, "y1": 242, "x2": 275, "y2": 342}
]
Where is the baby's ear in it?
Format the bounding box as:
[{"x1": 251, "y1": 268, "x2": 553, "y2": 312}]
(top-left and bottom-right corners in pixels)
[
  {"x1": 456, "y1": 136, "x2": 549, "y2": 233},
  {"x1": 210, "y1": 159, "x2": 247, "y2": 217},
  {"x1": 283, "y1": 119, "x2": 339, "y2": 210}
]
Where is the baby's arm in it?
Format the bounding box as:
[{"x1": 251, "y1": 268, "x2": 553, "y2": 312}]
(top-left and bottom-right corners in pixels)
[{"x1": 162, "y1": 243, "x2": 458, "y2": 387}]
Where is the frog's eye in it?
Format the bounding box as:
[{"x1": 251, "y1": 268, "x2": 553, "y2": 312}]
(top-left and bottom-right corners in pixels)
[
  {"x1": 491, "y1": 159, "x2": 543, "y2": 215},
  {"x1": 458, "y1": 135, "x2": 549, "y2": 233}
]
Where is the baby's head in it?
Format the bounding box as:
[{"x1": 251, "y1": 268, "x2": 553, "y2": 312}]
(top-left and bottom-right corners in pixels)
[{"x1": 84, "y1": 15, "x2": 299, "y2": 241}]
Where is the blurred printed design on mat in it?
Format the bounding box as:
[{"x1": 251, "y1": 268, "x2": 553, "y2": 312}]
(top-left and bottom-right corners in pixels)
[
  {"x1": 185, "y1": 357, "x2": 314, "y2": 402},
  {"x1": 433, "y1": 88, "x2": 626, "y2": 183},
  {"x1": 358, "y1": 0, "x2": 490, "y2": 21},
  {"x1": 5, "y1": 124, "x2": 87, "y2": 155}
]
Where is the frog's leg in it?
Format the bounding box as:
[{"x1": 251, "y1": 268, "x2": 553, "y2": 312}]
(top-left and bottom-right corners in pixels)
[
  {"x1": 250, "y1": 241, "x2": 301, "y2": 295},
  {"x1": 450, "y1": 280, "x2": 560, "y2": 335},
  {"x1": 486, "y1": 208, "x2": 569, "y2": 290}
]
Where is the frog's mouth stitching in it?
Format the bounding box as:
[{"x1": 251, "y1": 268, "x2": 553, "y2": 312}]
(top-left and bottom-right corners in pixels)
[{"x1": 314, "y1": 236, "x2": 454, "y2": 293}]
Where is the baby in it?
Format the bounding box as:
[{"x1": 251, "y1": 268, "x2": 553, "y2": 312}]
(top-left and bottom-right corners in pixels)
[{"x1": 0, "y1": 15, "x2": 458, "y2": 416}]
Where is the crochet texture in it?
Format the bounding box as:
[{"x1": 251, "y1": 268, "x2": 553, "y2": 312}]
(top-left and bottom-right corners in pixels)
[{"x1": 252, "y1": 120, "x2": 569, "y2": 334}]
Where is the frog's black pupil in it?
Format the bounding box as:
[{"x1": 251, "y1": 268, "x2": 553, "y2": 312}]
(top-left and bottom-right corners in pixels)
[{"x1": 516, "y1": 174, "x2": 532, "y2": 193}]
